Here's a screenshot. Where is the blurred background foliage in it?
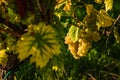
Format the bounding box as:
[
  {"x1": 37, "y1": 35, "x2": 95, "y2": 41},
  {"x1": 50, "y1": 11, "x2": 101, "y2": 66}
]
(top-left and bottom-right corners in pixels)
[{"x1": 0, "y1": 0, "x2": 120, "y2": 80}]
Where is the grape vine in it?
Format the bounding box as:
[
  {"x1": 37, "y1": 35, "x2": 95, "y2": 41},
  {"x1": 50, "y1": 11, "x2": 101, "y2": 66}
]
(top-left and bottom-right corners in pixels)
[{"x1": 65, "y1": 2, "x2": 115, "y2": 59}]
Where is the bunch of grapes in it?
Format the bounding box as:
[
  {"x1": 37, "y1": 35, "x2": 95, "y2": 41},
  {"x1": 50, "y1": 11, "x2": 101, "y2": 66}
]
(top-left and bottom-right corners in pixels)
[
  {"x1": 65, "y1": 34, "x2": 80, "y2": 59},
  {"x1": 65, "y1": 27, "x2": 101, "y2": 59}
]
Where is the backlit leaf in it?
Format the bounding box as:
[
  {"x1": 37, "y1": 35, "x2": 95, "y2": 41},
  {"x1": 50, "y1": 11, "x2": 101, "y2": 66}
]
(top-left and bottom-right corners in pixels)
[
  {"x1": 104, "y1": 0, "x2": 113, "y2": 12},
  {"x1": 0, "y1": 0, "x2": 7, "y2": 5},
  {"x1": 0, "y1": 49, "x2": 8, "y2": 65},
  {"x1": 16, "y1": 22, "x2": 61, "y2": 68},
  {"x1": 55, "y1": 0, "x2": 65, "y2": 9},
  {"x1": 63, "y1": 0, "x2": 71, "y2": 11},
  {"x1": 114, "y1": 27, "x2": 120, "y2": 43},
  {"x1": 85, "y1": 4, "x2": 97, "y2": 17},
  {"x1": 68, "y1": 25, "x2": 79, "y2": 43},
  {"x1": 96, "y1": 10, "x2": 115, "y2": 28},
  {"x1": 94, "y1": 0, "x2": 104, "y2": 4}
]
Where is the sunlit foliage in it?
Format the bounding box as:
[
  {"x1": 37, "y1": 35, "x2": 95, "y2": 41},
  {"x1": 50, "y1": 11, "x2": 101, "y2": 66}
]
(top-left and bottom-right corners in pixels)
[{"x1": 0, "y1": 0, "x2": 120, "y2": 80}]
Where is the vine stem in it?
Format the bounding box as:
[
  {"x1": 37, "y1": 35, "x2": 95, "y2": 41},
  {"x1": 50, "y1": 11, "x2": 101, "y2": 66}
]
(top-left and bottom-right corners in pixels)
[
  {"x1": 0, "y1": 27, "x2": 21, "y2": 37},
  {"x1": 105, "y1": 14, "x2": 120, "y2": 55},
  {"x1": 85, "y1": 72, "x2": 96, "y2": 80},
  {"x1": 36, "y1": 0, "x2": 48, "y2": 24},
  {"x1": 100, "y1": 70, "x2": 120, "y2": 78},
  {"x1": 36, "y1": 0, "x2": 42, "y2": 13}
]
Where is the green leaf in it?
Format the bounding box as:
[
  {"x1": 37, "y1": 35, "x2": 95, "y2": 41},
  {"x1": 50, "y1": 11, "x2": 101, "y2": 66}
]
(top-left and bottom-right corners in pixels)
[
  {"x1": 68, "y1": 25, "x2": 79, "y2": 43},
  {"x1": 16, "y1": 22, "x2": 61, "y2": 68},
  {"x1": 75, "y1": 7, "x2": 86, "y2": 21}
]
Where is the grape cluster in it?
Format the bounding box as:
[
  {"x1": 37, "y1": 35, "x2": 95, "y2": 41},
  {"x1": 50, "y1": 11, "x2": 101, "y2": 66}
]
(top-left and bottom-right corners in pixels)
[
  {"x1": 65, "y1": 28, "x2": 101, "y2": 59},
  {"x1": 65, "y1": 34, "x2": 80, "y2": 59}
]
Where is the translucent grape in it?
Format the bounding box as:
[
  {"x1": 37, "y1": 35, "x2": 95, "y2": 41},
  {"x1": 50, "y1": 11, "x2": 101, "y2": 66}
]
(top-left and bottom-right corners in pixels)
[{"x1": 77, "y1": 39, "x2": 92, "y2": 56}]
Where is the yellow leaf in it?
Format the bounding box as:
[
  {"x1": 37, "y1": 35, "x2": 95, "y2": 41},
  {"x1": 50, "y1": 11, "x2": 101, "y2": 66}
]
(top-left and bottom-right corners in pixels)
[
  {"x1": 94, "y1": 0, "x2": 104, "y2": 4},
  {"x1": 85, "y1": 4, "x2": 95, "y2": 16},
  {"x1": 104, "y1": 0, "x2": 113, "y2": 12},
  {"x1": 30, "y1": 49, "x2": 51, "y2": 68},
  {"x1": 0, "y1": 0, "x2": 7, "y2": 5},
  {"x1": 16, "y1": 22, "x2": 61, "y2": 68},
  {"x1": 63, "y1": 0, "x2": 71, "y2": 11},
  {"x1": 114, "y1": 27, "x2": 120, "y2": 43},
  {"x1": 96, "y1": 10, "x2": 115, "y2": 28},
  {"x1": 0, "y1": 49, "x2": 8, "y2": 65},
  {"x1": 52, "y1": 65, "x2": 58, "y2": 71},
  {"x1": 55, "y1": 0, "x2": 65, "y2": 9},
  {"x1": 56, "y1": 0, "x2": 65, "y2": 4}
]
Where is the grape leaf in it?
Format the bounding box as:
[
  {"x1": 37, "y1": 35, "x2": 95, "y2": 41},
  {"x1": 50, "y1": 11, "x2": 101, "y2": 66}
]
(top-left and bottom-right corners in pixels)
[
  {"x1": 0, "y1": 49, "x2": 8, "y2": 65},
  {"x1": 96, "y1": 10, "x2": 115, "y2": 28},
  {"x1": 16, "y1": 23, "x2": 61, "y2": 68},
  {"x1": 55, "y1": 0, "x2": 65, "y2": 9},
  {"x1": 63, "y1": 0, "x2": 71, "y2": 11},
  {"x1": 94, "y1": 0, "x2": 103, "y2": 4},
  {"x1": 85, "y1": 4, "x2": 98, "y2": 17},
  {"x1": 68, "y1": 25, "x2": 79, "y2": 43},
  {"x1": 114, "y1": 27, "x2": 120, "y2": 43},
  {"x1": 0, "y1": 0, "x2": 7, "y2": 5},
  {"x1": 104, "y1": 0, "x2": 113, "y2": 12}
]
